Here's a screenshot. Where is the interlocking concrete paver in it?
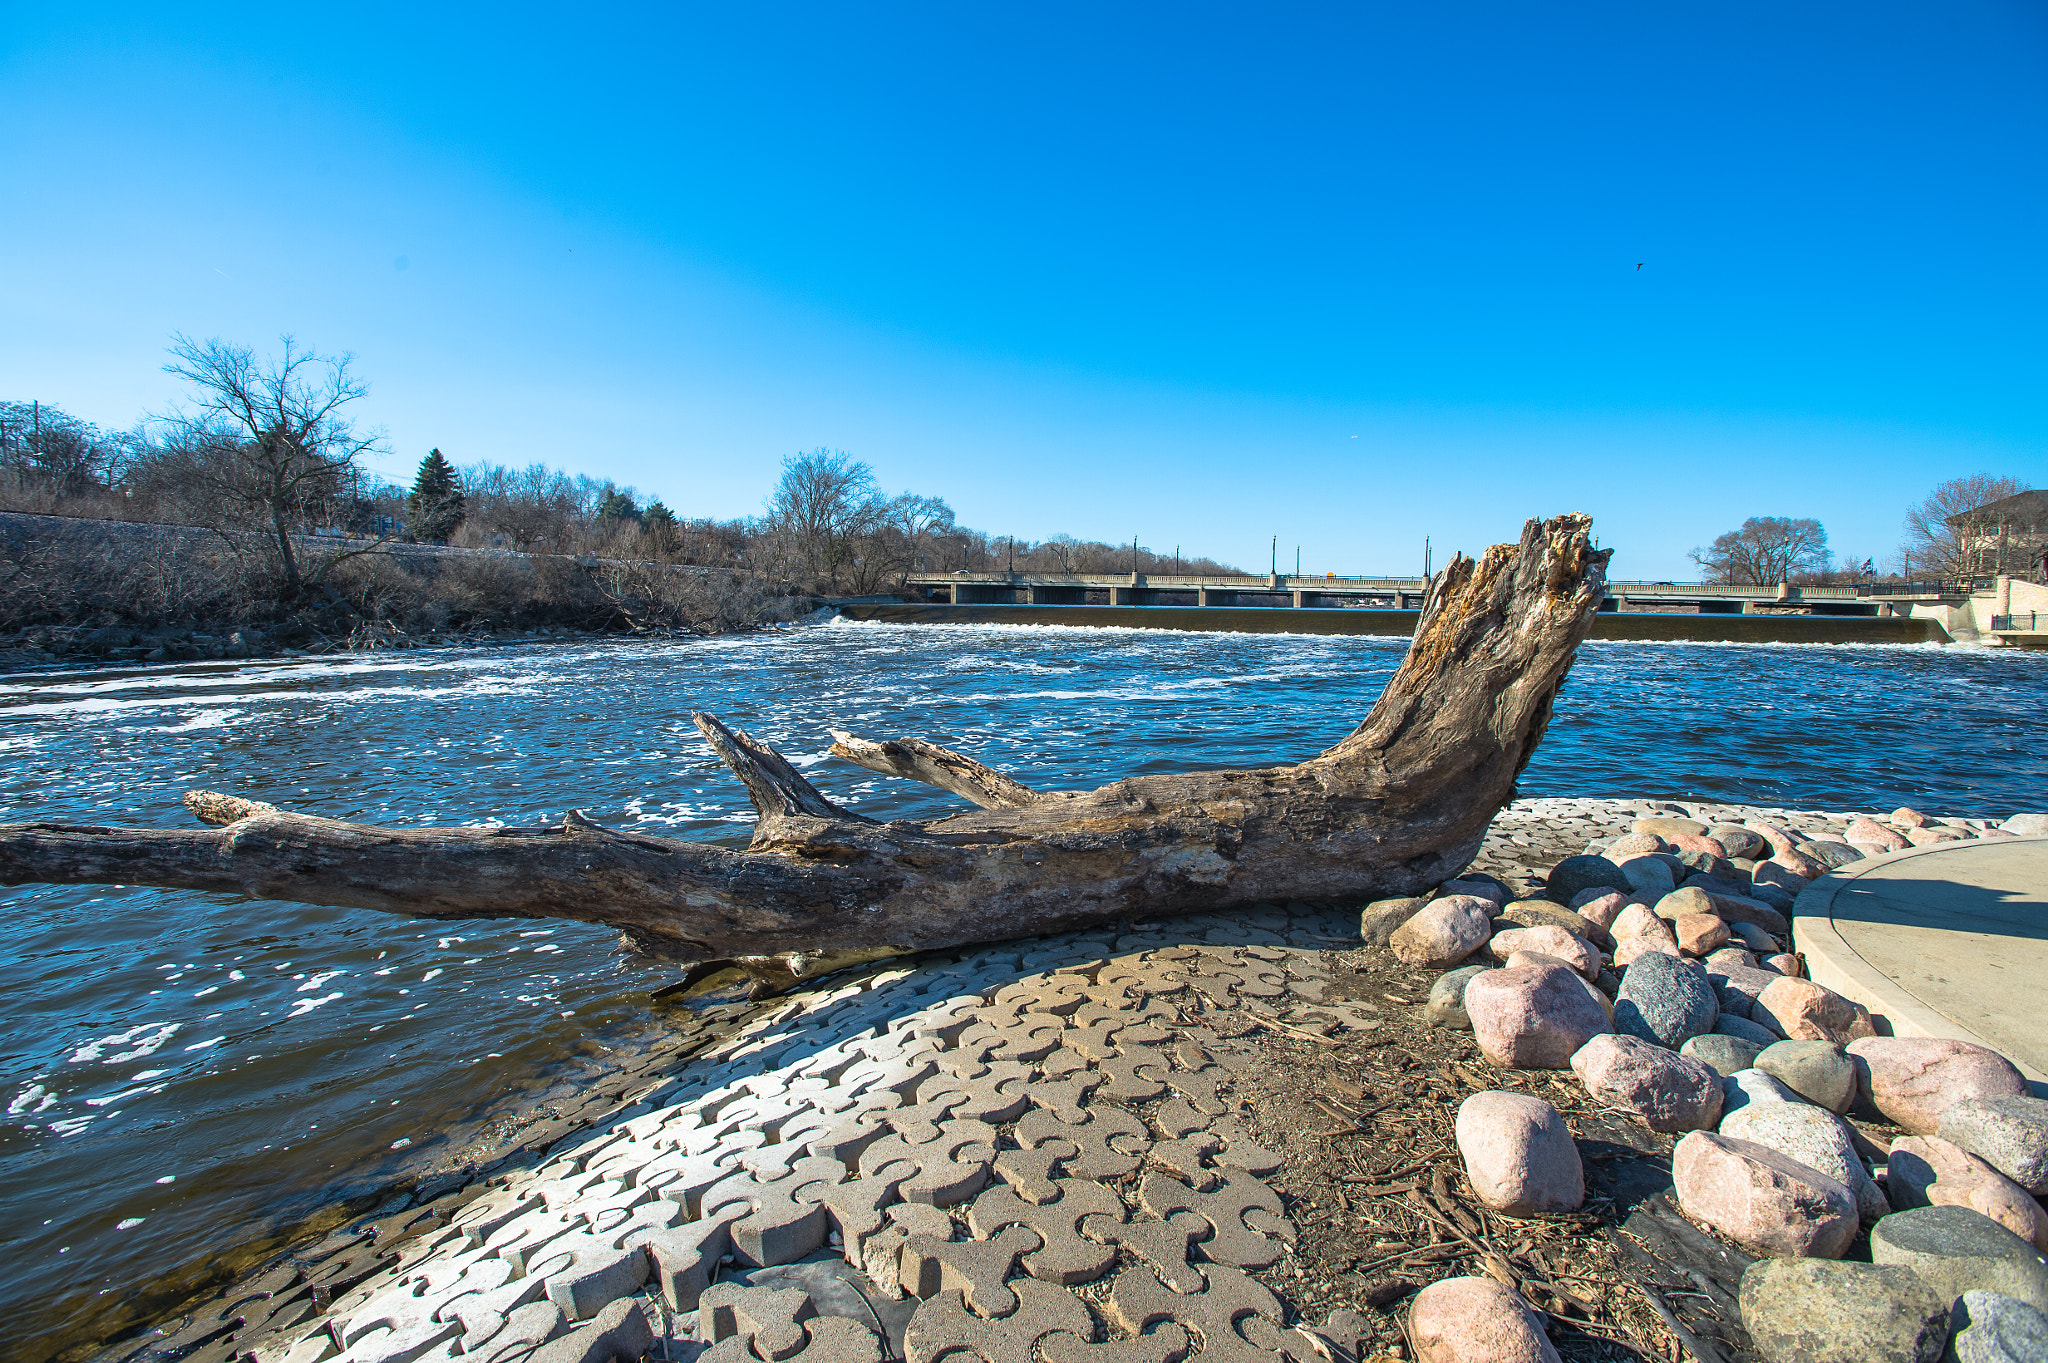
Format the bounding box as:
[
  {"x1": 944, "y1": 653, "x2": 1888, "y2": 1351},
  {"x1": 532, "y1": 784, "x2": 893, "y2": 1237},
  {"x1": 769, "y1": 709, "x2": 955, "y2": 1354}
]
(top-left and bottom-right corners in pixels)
[
  {"x1": 903, "y1": 1279, "x2": 1093, "y2": 1363},
  {"x1": 1137, "y1": 1173, "x2": 1293, "y2": 1269},
  {"x1": 897, "y1": 1224, "x2": 1042, "y2": 1317},
  {"x1": 966, "y1": 1179, "x2": 1123, "y2": 1285}
]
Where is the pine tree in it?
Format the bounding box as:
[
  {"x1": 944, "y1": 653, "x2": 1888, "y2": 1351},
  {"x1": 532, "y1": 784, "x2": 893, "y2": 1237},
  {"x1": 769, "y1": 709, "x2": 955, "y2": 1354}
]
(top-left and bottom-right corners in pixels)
[{"x1": 407, "y1": 448, "x2": 465, "y2": 543}]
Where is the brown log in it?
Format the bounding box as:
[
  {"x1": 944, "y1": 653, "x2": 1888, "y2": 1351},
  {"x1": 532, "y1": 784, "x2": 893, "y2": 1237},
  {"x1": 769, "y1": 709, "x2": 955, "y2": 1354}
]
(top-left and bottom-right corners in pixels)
[{"x1": 0, "y1": 514, "x2": 1610, "y2": 977}]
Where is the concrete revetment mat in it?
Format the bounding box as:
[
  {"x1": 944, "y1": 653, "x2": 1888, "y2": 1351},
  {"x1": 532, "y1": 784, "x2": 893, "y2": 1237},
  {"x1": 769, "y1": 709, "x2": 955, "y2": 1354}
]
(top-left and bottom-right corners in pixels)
[{"x1": 1794, "y1": 838, "x2": 2048, "y2": 1090}]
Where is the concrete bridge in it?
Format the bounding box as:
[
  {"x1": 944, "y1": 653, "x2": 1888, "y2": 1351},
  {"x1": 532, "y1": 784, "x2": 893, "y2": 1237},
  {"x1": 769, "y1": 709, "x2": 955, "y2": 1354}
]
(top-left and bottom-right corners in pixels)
[{"x1": 900, "y1": 570, "x2": 1966, "y2": 617}]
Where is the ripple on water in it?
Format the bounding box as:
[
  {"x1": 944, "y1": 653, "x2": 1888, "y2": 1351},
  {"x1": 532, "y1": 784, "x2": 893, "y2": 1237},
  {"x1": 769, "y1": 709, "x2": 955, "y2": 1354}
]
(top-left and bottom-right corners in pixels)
[{"x1": 0, "y1": 623, "x2": 2044, "y2": 1356}]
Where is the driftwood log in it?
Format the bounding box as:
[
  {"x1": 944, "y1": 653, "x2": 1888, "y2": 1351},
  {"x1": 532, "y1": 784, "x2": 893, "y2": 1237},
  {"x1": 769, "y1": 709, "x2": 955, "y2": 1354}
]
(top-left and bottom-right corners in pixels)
[{"x1": 0, "y1": 514, "x2": 1610, "y2": 985}]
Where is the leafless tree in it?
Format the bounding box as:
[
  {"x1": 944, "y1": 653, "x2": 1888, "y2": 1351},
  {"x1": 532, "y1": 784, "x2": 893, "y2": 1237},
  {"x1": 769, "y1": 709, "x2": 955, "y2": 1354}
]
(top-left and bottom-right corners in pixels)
[
  {"x1": 761, "y1": 449, "x2": 888, "y2": 590},
  {"x1": 159, "y1": 335, "x2": 389, "y2": 600},
  {"x1": 1688, "y1": 516, "x2": 1830, "y2": 585},
  {"x1": 1903, "y1": 474, "x2": 2032, "y2": 578}
]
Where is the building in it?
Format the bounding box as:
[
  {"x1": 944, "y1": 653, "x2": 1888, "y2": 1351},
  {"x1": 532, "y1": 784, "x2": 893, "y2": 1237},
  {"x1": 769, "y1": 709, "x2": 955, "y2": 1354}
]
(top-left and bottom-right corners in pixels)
[{"x1": 1950, "y1": 489, "x2": 2048, "y2": 581}]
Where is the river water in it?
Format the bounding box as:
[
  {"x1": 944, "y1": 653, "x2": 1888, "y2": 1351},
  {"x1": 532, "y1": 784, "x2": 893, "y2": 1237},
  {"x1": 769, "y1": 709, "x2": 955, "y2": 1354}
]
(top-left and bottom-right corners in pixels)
[{"x1": 3, "y1": 621, "x2": 2046, "y2": 1358}]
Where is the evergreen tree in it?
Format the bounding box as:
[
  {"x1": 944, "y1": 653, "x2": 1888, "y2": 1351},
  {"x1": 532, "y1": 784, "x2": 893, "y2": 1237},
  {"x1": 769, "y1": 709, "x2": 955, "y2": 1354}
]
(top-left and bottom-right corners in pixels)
[{"x1": 407, "y1": 448, "x2": 465, "y2": 543}]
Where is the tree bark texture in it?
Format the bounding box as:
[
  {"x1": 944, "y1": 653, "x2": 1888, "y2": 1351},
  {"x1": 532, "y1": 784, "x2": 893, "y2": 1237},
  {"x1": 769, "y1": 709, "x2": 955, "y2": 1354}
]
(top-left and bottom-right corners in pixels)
[{"x1": 0, "y1": 515, "x2": 1610, "y2": 973}]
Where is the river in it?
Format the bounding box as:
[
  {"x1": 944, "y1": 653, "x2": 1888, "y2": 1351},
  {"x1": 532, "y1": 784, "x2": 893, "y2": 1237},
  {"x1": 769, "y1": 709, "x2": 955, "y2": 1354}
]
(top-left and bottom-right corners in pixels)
[{"x1": 3, "y1": 621, "x2": 2045, "y2": 1359}]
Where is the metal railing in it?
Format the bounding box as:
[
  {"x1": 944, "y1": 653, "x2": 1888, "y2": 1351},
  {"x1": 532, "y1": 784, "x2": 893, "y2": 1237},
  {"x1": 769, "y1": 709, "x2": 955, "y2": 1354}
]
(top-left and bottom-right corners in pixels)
[
  {"x1": 1992, "y1": 613, "x2": 2042, "y2": 632},
  {"x1": 1856, "y1": 579, "x2": 1997, "y2": 598}
]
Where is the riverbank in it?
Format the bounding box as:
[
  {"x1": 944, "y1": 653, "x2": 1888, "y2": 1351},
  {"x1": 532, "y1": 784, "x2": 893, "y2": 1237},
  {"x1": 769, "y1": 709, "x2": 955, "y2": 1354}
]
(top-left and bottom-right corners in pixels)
[
  {"x1": 836, "y1": 602, "x2": 1954, "y2": 644},
  {"x1": 79, "y1": 794, "x2": 2046, "y2": 1363}
]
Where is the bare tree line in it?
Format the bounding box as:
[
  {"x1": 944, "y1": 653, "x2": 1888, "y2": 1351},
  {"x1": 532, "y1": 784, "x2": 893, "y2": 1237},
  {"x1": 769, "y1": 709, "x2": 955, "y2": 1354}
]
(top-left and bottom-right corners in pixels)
[{"x1": 0, "y1": 336, "x2": 1245, "y2": 648}]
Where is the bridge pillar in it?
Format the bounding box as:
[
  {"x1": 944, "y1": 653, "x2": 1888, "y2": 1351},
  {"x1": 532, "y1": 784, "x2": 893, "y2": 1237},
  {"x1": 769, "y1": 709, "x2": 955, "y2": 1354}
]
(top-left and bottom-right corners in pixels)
[{"x1": 1292, "y1": 590, "x2": 1312, "y2": 608}]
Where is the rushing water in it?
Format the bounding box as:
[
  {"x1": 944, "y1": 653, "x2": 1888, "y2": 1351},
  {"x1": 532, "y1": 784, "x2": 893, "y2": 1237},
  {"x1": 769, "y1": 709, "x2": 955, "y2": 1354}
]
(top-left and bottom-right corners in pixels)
[{"x1": 3, "y1": 621, "x2": 2046, "y2": 1358}]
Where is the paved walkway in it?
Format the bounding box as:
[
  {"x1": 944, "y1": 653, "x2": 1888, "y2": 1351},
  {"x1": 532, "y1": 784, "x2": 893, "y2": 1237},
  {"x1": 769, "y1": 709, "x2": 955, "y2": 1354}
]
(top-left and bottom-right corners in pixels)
[{"x1": 1795, "y1": 837, "x2": 2048, "y2": 1090}]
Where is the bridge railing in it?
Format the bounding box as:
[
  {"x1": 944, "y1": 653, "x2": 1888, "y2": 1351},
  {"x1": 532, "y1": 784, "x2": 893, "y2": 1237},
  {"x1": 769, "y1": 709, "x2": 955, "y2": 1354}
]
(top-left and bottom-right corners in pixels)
[{"x1": 1992, "y1": 613, "x2": 2042, "y2": 632}]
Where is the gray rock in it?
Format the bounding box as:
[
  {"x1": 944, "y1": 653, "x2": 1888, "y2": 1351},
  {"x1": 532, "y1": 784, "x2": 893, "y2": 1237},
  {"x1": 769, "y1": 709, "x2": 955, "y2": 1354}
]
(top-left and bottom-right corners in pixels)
[
  {"x1": 1623, "y1": 856, "x2": 1679, "y2": 898},
  {"x1": 1615, "y1": 952, "x2": 1719, "y2": 1049},
  {"x1": 1709, "y1": 963, "x2": 1783, "y2": 1019},
  {"x1": 1361, "y1": 896, "x2": 1427, "y2": 947},
  {"x1": 1710, "y1": 825, "x2": 1769, "y2": 860},
  {"x1": 1441, "y1": 875, "x2": 1510, "y2": 905},
  {"x1": 2001, "y1": 814, "x2": 2048, "y2": 837},
  {"x1": 1740, "y1": 1258, "x2": 1950, "y2": 1363},
  {"x1": 1756, "y1": 1040, "x2": 1859, "y2": 1115},
  {"x1": 1797, "y1": 840, "x2": 1866, "y2": 871},
  {"x1": 1718, "y1": 1013, "x2": 1785, "y2": 1047},
  {"x1": 1871, "y1": 1206, "x2": 2048, "y2": 1315},
  {"x1": 1427, "y1": 965, "x2": 1491, "y2": 1031},
  {"x1": 1546, "y1": 855, "x2": 1632, "y2": 905},
  {"x1": 1674, "y1": 848, "x2": 1739, "y2": 881},
  {"x1": 1947, "y1": 1291, "x2": 2048, "y2": 1363},
  {"x1": 1939, "y1": 1097, "x2": 2048, "y2": 1195},
  {"x1": 1729, "y1": 920, "x2": 1782, "y2": 954},
  {"x1": 1748, "y1": 881, "x2": 1798, "y2": 913},
  {"x1": 1684, "y1": 1033, "x2": 1766, "y2": 1079},
  {"x1": 1724, "y1": 1067, "x2": 1801, "y2": 1118}
]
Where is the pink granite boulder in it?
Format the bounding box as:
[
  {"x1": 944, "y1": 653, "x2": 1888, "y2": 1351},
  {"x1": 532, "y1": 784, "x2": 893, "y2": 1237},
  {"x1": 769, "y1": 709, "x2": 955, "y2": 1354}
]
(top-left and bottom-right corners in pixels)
[
  {"x1": 1489, "y1": 925, "x2": 1600, "y2": 980},
  {"x1": 1612, "y1": 901, "x2": 1677, "y2": 944},
  {"x1": 1671, "y1": 1131, "x2": 1858, "y2": 1259},
  {"x1": 1906, "y1": 826, "x2": 1967, "y2": 845},
  {"x1": 1454, "y1": 1091, "x2": 1585, "y2": 1215},
  {"x1": 1752, "y1": 977, "x2": 1862, "y2": 1044},
  {"x1": 1408, "y1": 1277, "x2": 1561, "y2": 1363},
  {"x1": 1672, "y1": 913, "x2": 1732, "y2": 956},
  {"x1": 1745, "y1": 819, "x2": 1801, "y2": 858},
  {"x1": 1391, "y1": 895, "x2": 1496, "y2": 969},
  {"x1": 1670, "y1": 834, "x2": 1730, "y2": 858},
  {"x1": 1891, "y1": 806, "x2": 1930, "y2": 828},
  {"x1": 1847, "y1": 1037, "x2": 2031, "y2": 1135},
  {"x1": 1605, "y1": 832, "x2": 1667, "y2": 859},
  {"x1": 1612, "y1": 935, "x2": 1683, "y2": 969},
  {"x1": 1887, "y1": 1135, "x2": 2048, "y2": 1251},
  {"x1": 1464, "y1": 963, "x2": 1613, "y2": 1070},
  {"x1": 1846, "y1": 817, "x2": 1910, "y2": 852},
  {"x1": 1761, "y1": 953, "x2": 1803, "y2": 978},
  {"x1": 1570, "y1": 1033, "x2": 1724, "y2": 1133}
]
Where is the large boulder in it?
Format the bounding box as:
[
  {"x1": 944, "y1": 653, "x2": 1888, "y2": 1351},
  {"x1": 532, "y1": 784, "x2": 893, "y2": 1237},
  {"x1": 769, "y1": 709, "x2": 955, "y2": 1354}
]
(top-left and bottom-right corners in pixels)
[
  {"x1": 1673, "y1": 914, "x2": 1733, "y2": 956},
  {"x1": 1622, "y1": 856, "x2": 1679, "y2": 899},
  {"x1": 1390, "y1": 895, "x2": 1496, "y2": 968},
  {"x1": 1570, "y1": 1033, "x2": 1723, "y2": 1133},
  {"x1": 1753, "y1": 977, "x2": 1868, "y2": 1044},
  {"x1": 1407, "y1": 1277, "x2": 1561, "y2": 1363},
  {"x1": 1361, "y1": 896, "x2": 1428, "y2": 947},
  {"x1": 1723, "y1": 1068, "x2": 1800, "y2": 1119},
  {"x1": 1699, "y1": 892, "x2": 1792, "y2": 937},
  {"x1": 1738, "y1": 1259, "x2": 1949, "y2": 1363},
  {"x1": 1489, "y1": 925, "x2": 1601, "y2": 979},
  {"x1": 1886, "y1": 1136, "x2": 2048, "y2": 1252},
  {"x1": 1454, "y1": 1091, "x2": 1584, "y2": 1215},
  {"x1": 1717, "y1": 1013, "x2": 1785, "y2": 1048},
  {"x1": 1848, "y1": 1038, "x2": 2032, "y2": 1136},
  {"x1": 1869, "y1": 1205, "x2": 2048, "y2": 1315},
  {"x1": 1848, "y1": 816, "x2": 1912, "y2": 851},
  {"x1": 1635, "y1": 816, "x2": 1708, "y2": 839},
  {"x1": 1683, "y1": 1033, "x2": 1765, "y2": 1079},
  {"x1": 1464, "y1": 963, "x2": 1613, "y2": 1070},
  {"x1": 1671, "y1": 1130, "x2": 1858, "y2": 1259},
  {"x1": 1545, "y1": 855, "x2": 1632, "y2": 906},
  {"x1": 1440, "y1": 876, "x2": 1510, "y2": 906},
  {"x1": 1796, "y1": 841, "x2": 1865, "y2": 872},
  {"x1": 2002, "y1": 813, "x2": 2048, "y2": 836},
  {"x1": 1499, "y1": 898, "x2": 1613, "y2": 950},
  {"x1": 1614, "y1": 953, "x2": 1718, "y2": 1049},
  {"x1": 1720, "y1": 1100, "x2": 1889, "y2": 1225},
  {"x1": 1427, "y1": 965, "x2": 1492, "y2": 1031},
  {"x1": 1708, "y1": 963, "x2": 1782, "y2": 1021},
  {"x1": 1754, "y1": 1040, "x2": 1859, "y2": 1114},
  {"x1": 1947, "y1": 1291, "x2": 2048, "y2": 1363},
  {"x1": 1754, "y1": 861, "x2": 1814, "y2": 898},
  {"x1": 1708, "y1": 825, "x2": 1769, "y2": 860},
  {"x1": 1745, "y1": 819, "x2": 1801, "y2": 858},
  {"x1": 1940, "y1": 1097, "x2": 2048, "y2": 1195}
]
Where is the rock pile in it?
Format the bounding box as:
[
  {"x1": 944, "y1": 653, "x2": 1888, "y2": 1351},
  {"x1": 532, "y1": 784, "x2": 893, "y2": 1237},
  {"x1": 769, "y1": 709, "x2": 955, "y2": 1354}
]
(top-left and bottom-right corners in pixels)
[{"x1": 1379, "y1": 800, "x2": 2048, "y2": 1363}]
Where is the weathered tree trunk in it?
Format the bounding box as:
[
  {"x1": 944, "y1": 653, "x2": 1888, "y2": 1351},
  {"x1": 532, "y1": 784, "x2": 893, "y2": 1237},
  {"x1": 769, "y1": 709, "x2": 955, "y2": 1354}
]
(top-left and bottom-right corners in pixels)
[{"x1": 0, "y1": 515, "x2": 1609, "y2": 977}]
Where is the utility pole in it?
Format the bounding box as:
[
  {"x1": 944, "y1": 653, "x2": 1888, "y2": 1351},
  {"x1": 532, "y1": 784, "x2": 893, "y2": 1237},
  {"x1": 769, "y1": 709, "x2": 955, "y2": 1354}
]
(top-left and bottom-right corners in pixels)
[
  {"x1": 1424, "y1": 536, "x2": 1432, "y2": 580},
  {"x1": 1132, "y1": 536, "x2": 1139, "y2": 572},
  {"x1": 1007, "y1": 536, "x2": 1014, "y2": 573},
  {"x1": 1271, "y1": 535, "x2": 1277, "y2": 576},
  {"x1": 1174, "y1": 546, "x2": 1179, "y2": 575},
  {"x1": 1295, "y1": 545, "x2": 1301, "y2": 576}
]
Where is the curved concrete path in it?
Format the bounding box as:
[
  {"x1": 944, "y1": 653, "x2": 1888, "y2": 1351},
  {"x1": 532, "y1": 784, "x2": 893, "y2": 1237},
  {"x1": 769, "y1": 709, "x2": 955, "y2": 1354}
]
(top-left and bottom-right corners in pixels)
[{"x1": 1795, "y1": 836, "x2": 2048, "y2": 1092}]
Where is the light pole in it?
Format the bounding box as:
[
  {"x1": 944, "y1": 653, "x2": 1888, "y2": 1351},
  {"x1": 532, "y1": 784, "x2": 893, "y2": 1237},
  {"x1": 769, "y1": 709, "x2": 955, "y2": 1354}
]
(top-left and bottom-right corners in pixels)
[{"x1": 1271, "y1": 535, "x2": 1277, "y2": 576}]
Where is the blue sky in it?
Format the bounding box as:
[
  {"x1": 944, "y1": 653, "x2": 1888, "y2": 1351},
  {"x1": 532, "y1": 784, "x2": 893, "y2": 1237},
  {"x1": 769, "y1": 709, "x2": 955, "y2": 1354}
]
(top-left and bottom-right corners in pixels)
[{"x1": 4, "y1": 2, "x2": 2044, "y2": 578}]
